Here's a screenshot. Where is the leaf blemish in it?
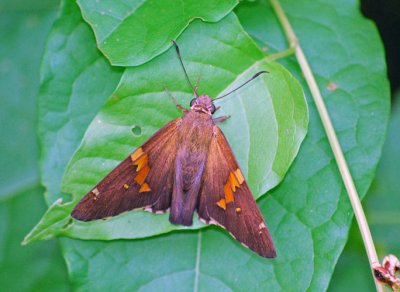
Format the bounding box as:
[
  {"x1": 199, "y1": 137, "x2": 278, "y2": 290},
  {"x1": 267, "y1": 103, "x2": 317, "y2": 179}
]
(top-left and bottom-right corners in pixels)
[
  {"x1": 327, "y1": 81, "x2": 338, "y2": 91},
  {"x1": 131, "y1": 125, "x2": 142, "y2": 137}
]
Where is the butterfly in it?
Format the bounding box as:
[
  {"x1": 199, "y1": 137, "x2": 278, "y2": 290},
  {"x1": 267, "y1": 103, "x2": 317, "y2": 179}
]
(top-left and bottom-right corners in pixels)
[{"x1": 71, "y1": 41, "x2": 276, "y2": 258}]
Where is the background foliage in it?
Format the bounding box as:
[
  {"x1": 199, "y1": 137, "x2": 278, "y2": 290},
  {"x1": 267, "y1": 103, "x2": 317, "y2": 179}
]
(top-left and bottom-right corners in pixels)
[
  {"x1": 1, "y1": 0, "x2": 398, "y2": 291},
  {"x1": 0, "y1": 0, "x2": 69, "y2": 290}
]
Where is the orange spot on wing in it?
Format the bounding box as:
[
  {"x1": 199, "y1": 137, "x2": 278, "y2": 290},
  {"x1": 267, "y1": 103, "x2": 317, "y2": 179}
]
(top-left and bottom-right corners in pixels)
[
  {"x1": 229, "y1": 172, "x2": 240, "y2": 192},
  {"x1": 235, "y1": 207, "x2": 242, "y2": 213},
  {"x1": 139, "y1": 183, "x2": 151, "y2": 193},
  {"x1": 123, "y1": 184, "x2": 129, "y2": 189},
  {"x1": 133, "y1": 154, "x2": 148, "y2": 171},
  {"x1": 234, "y1": 169, "x2": 244, "y2": 185},
  {"x1": 224, "y1": 181, "x2": 234, "y2": 203},
  {"x1": 131, "y1": 147, "x2": 143, "y2": 161},
  {"x1": 134, "y1": 165, "x2": 150, "y2": 185},
  {"x1": 216, "y1": 198, "x2": 226, "y2": 210}
]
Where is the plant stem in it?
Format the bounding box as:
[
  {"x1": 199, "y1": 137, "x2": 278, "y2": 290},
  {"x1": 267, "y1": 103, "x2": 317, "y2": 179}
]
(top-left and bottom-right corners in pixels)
[
  {"x1": 269, "y1": 0, "x2": 383, "y2": 291},
  {"x1": 266, "y1": 47, "x2": 295, "y2": 61}
]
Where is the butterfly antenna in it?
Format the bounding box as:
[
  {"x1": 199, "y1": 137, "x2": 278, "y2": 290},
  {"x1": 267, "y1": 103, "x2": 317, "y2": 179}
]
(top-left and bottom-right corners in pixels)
[
  {"x1": 213, "y1": 71, "x2": 268, "y2": 101},
  {"x1": 172, "y1": 40, "x2": 198, "y2": 97}
]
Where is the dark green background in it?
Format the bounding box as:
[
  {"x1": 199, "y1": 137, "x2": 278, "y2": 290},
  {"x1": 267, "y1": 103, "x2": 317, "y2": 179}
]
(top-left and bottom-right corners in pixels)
[
  {"x1": 0, "y1": 0, "x2": 398, "y2": 291},
  {"x1": 0, "y1": 0, "x2": 70, "y2": 290}
]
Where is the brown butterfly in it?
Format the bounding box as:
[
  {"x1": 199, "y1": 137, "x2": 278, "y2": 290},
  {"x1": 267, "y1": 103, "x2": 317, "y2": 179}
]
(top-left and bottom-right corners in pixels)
[{"x1": 71, "y1": 41, "x2": 276, "y2": 258}]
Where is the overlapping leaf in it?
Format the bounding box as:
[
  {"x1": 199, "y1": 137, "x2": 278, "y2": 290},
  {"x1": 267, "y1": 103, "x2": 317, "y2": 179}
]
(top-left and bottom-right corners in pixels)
[{"x1": 77, "y1": 0, "x2": 238, "y2": 66}]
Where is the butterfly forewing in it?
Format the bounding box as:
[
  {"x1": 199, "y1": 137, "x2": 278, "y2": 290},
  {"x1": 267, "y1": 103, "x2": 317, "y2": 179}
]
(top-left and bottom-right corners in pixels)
[
  {"x1": 71, "y1": 118, "x2": 181, "y2": 220},
  {"x1": 198, "y1": 126, "x2": 276, "y2": 258}
]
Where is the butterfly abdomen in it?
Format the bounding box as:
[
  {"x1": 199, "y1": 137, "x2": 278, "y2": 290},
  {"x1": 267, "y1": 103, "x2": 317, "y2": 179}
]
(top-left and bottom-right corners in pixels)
[{"x1": 169, "y1": 111, "x2": 214, "y2": 226}]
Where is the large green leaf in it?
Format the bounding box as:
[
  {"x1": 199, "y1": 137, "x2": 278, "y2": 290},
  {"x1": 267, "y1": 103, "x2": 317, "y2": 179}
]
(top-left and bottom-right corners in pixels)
[
  {"x1": 236, "y1": 0, "x2": 390, "y2": 290},
  {"x1": 77, "y1": 0, "x2": 238, "y2": 66},
  {"x1": 34, "y1": 0, "x2": 390, "y2": 290},
  {"x1": 26, "y1": 12, "x2": 307, "y2": 243},
  {"x1": 0, "y1": 4, "x2": 69, "y2": 291}
]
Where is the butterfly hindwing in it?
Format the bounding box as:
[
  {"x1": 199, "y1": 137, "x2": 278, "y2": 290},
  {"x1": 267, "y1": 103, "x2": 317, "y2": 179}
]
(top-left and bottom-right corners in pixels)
[
  {"x1": 71, "y1": 118, "x2": 181, "y2": 221},
  {"x1": 198, "y1": 126, "x2": 276, "y2": 258}
]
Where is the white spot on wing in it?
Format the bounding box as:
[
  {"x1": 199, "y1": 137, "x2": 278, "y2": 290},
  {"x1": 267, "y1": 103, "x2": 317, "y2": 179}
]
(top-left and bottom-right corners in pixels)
[
  {"x1": 143, "y1": 207, "x2": 170, "y2": 214},
  {"x1": 155, "y1": 209, "x2": 169, "y2": 214},
  {"x1": 206, "y1": 216, "x2": 250, "y2": 250},
  {"x1": 240, "y1": 241, "x2": 249, "y2": 249},
  {"x1": 92, "y1": 188, "x2": 100, "y2": 196},
  {"x1": 198, "y1": 217, "x2": 209, "y2": 224}
]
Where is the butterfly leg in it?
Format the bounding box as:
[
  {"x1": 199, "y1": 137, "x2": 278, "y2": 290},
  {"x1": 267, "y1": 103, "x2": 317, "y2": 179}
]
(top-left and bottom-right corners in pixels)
[
  {"x1": 213, "y1": 115, "x2": 230, "y2": 123},
  {"x1": 175, "y1": 103, "x2": 189, "y2": 114},
  {"x1": 163, "y1": 85, "x2": 189, "y2": 114}
]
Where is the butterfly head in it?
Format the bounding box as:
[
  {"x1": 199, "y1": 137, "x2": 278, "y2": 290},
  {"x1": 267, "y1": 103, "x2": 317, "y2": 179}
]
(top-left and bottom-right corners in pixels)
[{"x1": 190, "y1": 95, "x2": 216, "y2": 115}]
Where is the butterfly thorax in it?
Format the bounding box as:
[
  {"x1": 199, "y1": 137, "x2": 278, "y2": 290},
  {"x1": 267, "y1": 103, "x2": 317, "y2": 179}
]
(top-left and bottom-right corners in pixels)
[{"x1": 178, "y1": 109, "x2": 214, "y2": 191}]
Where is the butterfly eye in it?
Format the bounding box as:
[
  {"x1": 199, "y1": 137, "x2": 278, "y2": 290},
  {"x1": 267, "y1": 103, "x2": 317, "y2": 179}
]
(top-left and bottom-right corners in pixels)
[
  {"x1": 190, "y1": 98, "x2": 196, "y2": 106},
  {"x1": 210, "y1": 103, "x2": 216, "y2": 114}
]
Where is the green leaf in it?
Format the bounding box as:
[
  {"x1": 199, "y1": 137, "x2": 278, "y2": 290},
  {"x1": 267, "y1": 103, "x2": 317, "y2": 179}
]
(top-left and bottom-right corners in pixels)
[
  {"x1": 26, "y1": 12, "x2": 307, "y2": 242},
  {"x1": 35, "y1": 0, "x2": 390, "y2": 290},
  {"x1": 77, "y1": 0, "x2": 239, "y2": 66},
  {"x1": 0, "y1": 6, "x2": 69, "y2": 291}
]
